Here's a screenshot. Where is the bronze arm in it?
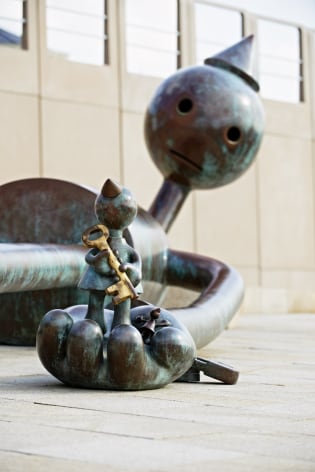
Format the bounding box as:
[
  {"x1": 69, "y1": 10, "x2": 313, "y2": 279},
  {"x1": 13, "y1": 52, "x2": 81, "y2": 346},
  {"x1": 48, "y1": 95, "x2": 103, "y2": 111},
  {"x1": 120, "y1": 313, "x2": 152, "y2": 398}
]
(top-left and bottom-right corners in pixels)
[{"x1": 166, "y1": 249, "x2": 244, "y2": 349}]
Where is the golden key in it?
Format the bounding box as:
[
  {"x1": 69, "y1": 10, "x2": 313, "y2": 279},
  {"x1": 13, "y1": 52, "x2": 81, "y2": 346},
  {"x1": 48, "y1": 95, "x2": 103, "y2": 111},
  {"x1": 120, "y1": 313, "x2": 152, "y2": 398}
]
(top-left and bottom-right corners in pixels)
[{"x1": 82, "y1": 224, "x2": 138, "y2": 305}]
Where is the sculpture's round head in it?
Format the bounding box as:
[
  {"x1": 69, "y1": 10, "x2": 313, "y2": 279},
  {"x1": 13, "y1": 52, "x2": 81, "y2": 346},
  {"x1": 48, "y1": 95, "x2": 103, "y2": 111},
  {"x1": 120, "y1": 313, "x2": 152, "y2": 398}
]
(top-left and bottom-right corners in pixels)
[
  {"x1": 144, "y1": 36, "x2": 264, "y2": 190},
  {"x1": 95, "y1": 179, "x2": 137, "y2": 230}
]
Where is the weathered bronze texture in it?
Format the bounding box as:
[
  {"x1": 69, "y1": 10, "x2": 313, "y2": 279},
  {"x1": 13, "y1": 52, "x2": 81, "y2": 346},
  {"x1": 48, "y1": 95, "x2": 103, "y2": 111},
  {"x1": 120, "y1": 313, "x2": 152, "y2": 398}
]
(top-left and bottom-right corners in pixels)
[
  {"x1": 177, "y1": 358, "x2": 239, "y2": 385},
  {"x1": 37, "y1": 180, "x2": 197, "y2": 390},
  {"x1": 0, "y1": 178, "x2": 96, "y2": 345},
  {"x1": 146, "y1": 35, "x2": 264, "y2": 231},
  {"x1": 2, "y1": 34, "x2": 264, "y2": 390},
  {"x1": 37, "y1": 302, "x2": 196, "y2": 390},
  {"x1": 78, "y1": 179, "x2": 142, "y2": 333},
  {"x1": 139, "y1": 307, "x2": 161, "y2": 344},
  {"x1": 82, "y1": 224, "x2": 138, "y2": 305}
]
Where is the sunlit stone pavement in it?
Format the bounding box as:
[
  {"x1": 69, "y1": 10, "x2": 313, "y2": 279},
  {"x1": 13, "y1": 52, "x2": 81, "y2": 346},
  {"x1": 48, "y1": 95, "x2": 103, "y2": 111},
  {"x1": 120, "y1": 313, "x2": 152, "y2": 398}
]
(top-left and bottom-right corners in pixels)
[{"x1": 0, "y1": 313, "x2": 314, "y2": 471}]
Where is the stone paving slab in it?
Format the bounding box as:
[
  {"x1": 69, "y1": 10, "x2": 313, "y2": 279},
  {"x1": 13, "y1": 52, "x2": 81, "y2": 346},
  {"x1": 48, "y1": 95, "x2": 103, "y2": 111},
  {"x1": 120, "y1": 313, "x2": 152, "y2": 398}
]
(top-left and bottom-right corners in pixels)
[{"x1": 0, "y1": 313, "x2": 314, "y2": 471}]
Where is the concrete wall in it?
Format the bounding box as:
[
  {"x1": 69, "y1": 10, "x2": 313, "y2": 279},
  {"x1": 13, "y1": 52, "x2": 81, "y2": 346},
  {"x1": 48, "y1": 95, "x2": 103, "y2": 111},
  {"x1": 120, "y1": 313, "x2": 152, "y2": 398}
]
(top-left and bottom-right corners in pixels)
[{"x1": 0, "y1": 0, "x2": 314, "y2": 313}]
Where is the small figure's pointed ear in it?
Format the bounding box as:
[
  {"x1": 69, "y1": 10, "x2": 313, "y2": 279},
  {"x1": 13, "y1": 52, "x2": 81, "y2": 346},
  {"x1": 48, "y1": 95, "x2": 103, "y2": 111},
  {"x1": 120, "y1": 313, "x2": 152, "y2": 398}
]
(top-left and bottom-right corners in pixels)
[
  {"x1": 204, "y1": 35, "x2": 255, "y2": 75},
  {"x1": 204, "y1": 35, "x2": 259, "y2": 91},
  {"x1": 101, "y1": 179, "x2": 122, "y2": 198}
]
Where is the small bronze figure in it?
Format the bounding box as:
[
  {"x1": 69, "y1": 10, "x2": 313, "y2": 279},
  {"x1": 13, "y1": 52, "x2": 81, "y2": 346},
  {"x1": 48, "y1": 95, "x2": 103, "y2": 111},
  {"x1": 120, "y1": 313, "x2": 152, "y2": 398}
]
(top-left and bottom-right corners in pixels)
[{"x1": 78, "y1": 179, "x2": 142, "y2": 333}]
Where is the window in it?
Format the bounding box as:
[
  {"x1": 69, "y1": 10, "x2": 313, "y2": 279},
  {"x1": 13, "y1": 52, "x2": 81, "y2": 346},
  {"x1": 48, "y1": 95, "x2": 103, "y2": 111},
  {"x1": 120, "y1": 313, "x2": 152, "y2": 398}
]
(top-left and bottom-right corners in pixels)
[
  {"x1": 257, "y1": 19, "x2": 303, "y2": 103},
  {"x1": 125, "y1": 0, "x2": 180, "y2": 78},
  {"x1": 194, "y1": 3, "x2": 243, "y2": 64},
  {"x1": 0, "y1": 0, "x2": 27, "y2": 49},
  {"x1": 46, "y1": 0, "x2": 108, "y2": 66}
]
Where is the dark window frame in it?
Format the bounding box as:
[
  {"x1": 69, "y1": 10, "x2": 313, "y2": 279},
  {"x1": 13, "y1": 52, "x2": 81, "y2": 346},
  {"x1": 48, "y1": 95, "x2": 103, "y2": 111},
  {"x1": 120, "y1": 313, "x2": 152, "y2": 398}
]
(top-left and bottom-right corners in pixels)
[
  {"x1": 45, "y1": 0, "x2": 109, "y2": 66},
  {"x1": 257, "y1": 17, "x2": 304, "y2": 103},
  {"x1": 0, "y1": 0, "x2": 28, "y2": 50}
]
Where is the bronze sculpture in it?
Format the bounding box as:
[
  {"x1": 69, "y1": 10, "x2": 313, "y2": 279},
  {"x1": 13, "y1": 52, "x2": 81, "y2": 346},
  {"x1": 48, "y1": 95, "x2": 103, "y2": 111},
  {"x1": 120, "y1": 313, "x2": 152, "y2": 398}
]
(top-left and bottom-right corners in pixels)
[
  {"x1": 0, "y1": 36, "x2": 264, "y2": 389},
  {"x1": 37, "y1": 179, "x2": 197, "y2": 390},
  {"x1": 78, "y1": 179, "x2": 142, "y2": 332}
]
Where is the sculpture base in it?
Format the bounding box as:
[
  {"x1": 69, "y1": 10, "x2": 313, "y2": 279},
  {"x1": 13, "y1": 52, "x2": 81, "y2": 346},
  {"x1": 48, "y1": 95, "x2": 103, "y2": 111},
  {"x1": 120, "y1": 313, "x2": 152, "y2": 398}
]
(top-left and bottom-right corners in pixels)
[{"x1": 36, "y1": 302, "x2": 197, "y2": 391}]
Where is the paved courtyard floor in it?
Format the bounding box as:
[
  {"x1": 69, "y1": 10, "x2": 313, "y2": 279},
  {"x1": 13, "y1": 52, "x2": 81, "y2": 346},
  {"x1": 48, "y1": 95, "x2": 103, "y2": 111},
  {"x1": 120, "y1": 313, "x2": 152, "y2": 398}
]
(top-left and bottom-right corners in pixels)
[{"x1": 0, "y1": 313, "x2": 314, "y2": 471}]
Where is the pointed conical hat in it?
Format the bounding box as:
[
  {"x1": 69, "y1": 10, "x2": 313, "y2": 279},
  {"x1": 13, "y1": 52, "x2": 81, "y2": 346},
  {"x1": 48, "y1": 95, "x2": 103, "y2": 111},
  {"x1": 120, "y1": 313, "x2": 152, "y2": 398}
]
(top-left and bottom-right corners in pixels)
[{"x1": 204, "y1": 35, "x2": 259, "y2": 91}]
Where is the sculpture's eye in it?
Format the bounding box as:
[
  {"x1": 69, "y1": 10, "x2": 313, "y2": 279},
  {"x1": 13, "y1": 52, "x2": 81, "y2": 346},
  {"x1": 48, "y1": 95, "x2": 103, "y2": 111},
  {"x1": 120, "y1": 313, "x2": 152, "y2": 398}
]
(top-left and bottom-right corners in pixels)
[
  {"x1": 177, "y1": 98, "x2": 193, "y2": 115},
  {"x1": 224, "y1": 126, "x2": 242, "y2": 146}
]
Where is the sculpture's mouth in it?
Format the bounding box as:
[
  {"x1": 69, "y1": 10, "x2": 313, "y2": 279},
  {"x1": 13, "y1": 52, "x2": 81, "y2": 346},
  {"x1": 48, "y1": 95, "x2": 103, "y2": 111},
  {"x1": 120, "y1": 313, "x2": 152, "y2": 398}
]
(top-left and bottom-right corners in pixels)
[{"x1": 170, "y1": 149, "x2": 202, "y2": 172}]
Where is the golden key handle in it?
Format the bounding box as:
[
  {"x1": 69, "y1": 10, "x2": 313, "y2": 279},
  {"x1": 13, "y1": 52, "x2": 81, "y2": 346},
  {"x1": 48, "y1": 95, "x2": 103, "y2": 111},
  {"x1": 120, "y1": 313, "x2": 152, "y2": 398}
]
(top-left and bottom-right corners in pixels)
[
  {"x1": 82, "y1": 224, "x2": 110, "y2": 251},
  {"x1": 82, "y1": 224, "x2": 138, "y2": 305}
]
